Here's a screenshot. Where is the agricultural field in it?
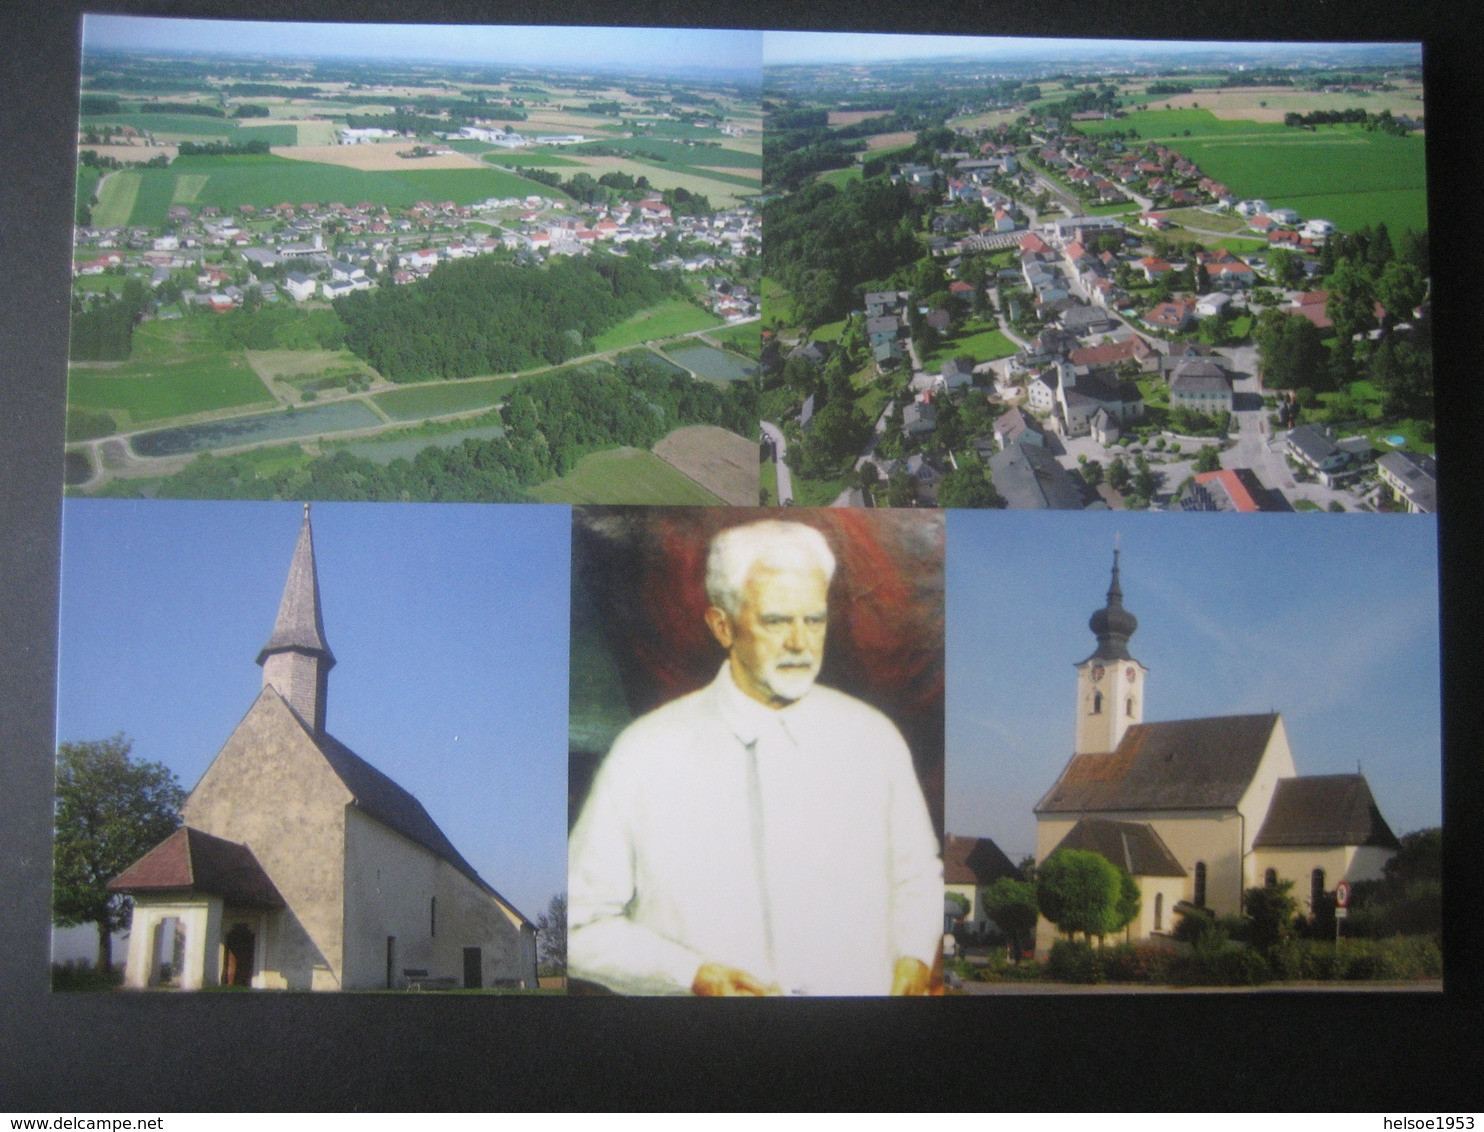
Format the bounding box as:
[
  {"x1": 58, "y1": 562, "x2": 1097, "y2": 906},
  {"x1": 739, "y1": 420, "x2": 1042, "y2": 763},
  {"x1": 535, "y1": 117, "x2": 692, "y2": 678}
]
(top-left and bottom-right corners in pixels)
[
  {"x1": 1078, "y1": 109, "x2": 1428, "y2": 236},
  {"x1": 651, "y1": 424, "x2": 758, "y2": 505},
  {"x1": 89, "y1": 154, "x2": 564, "y2": 227},
  {"x1": 373, "y1": 377, "x2": 514, "y2": 420},
  {"x1": 589, "y1": 299, "x2": 723, "y2": 352},
  {"x1": 543, "y1": 154, "x2": 756, "y2": 205},
  {"x1": 576, "y1": 137, "x2": 760, "y2": 171},
  {"x1": 1147, "y1": 83, "x2": 1427, "y2": 123},
  {"x1": 274, "y1": 144, "x2": 486, "y2": 172},
  {"x1": 68, "y1": 323, "x2": 273, "y2": 428},
  {"x1": 527, "y1": 445, "x2": 724, "y2": 504}
]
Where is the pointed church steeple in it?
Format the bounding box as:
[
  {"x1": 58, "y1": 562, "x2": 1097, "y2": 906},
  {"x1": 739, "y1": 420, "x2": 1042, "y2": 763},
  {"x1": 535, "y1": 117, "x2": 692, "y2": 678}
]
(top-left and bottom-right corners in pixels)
[{"x1": 257, "y1": 504, "x2": 335, "y2": 734}]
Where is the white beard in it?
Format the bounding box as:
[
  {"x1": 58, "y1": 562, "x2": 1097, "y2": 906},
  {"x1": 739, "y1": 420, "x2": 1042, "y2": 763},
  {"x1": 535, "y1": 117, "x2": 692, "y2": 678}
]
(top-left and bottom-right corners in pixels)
[{"x1": 762, "y1": 662, "x2": 819, "y2": 704}]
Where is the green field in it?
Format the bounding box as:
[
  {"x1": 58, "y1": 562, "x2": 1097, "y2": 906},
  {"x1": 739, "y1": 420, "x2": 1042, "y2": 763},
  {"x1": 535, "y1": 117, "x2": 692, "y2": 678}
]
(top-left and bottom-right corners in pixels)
[
  {"x1": 709, "y1": 321, "x2": 762, "y2": 359},
  {"x1": 761, "y1": 277, "x2": 797, "y2": 327},
  {"x1": 1080, "y1": 111, "x2": 1428, "y2": 235},
  {"x1": 576, "y1": 137, "x2": 760, "y2": 170},
  {"x1": 80, "y1": 111, "x2": 235, "y2": 139},
  {"x1": 816, "y1": 166, "x2": 862, "y2": 190},
  {"x1": 922, "y1": 321, "x2": 1017, "y2": 369},
  {"x1": 483, "y1": 152, "x2": 586, "y2": 168},
  {"x1": 70, "y1": 354, "x2": 273, "y2": 430},
  {"x1": 68, "y1": 323, "x2": 273, "y2": 427},
  {"x1": 630, "y1": 161, "x2": 761, "y2": 191},
  {"x1": 527, "y1": 446, "x2": 723, "y2": 504},
  {"x1": 589, "y1": 299, "x2": 722, "y2": 351},
  {"x1": 90, "y1": 154, "x2": 568, "y2": 227},
  {"x1": 373, "y1": 377, "x2": 513, "y2": 420}
]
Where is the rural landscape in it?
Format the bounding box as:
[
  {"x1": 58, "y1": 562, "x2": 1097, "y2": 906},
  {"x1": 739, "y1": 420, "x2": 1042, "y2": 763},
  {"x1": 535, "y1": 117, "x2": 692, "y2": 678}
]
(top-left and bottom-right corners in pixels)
[
  {"x1": 759, "y1": 38, "x2": 1433, "y2": 513},
  {"x1": 65, "y1": 20, "x2": 762, "y2": 504}
]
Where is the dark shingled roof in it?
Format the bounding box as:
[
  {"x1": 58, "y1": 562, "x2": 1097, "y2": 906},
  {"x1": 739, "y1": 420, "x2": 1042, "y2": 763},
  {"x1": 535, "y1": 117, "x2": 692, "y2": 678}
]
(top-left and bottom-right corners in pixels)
[
  {"x1": 1052, "y1": 818, "x2": 1186, "y2": 877},
  {"x1": 1036, "y1": 713, "x2": 1282, "y2": 813},
  {"x1": 943, "y1": 834, "x2": 1020, "y2": 887},
  {"x1": 1254, "y1": 775, "x2": 1400, "y2": 850},
  {"x1": 110, "y1": 827, "x2": 285, "y2": 908},
  {"x1": 256, "y1": 508, "x2": 335, "y2": 668},
  {"x1": 311, "y1": 725, "x2": 528, "y2": 924}
]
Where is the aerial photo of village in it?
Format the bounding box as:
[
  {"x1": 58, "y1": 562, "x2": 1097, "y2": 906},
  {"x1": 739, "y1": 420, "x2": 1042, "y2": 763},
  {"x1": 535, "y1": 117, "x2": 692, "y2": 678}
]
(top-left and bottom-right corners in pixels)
[
  {"x1": 760, "y1": 35, "x2": 1434, "y2": 513},
  {"x1": 64, "y1": 17, "x2": 762, "y2": 505}
]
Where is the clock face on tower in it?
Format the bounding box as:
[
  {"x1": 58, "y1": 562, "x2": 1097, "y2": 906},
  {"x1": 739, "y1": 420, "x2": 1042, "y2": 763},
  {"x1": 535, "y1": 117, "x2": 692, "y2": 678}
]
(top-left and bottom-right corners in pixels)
[
  {"x1": 1126, "y1": 666, "x2": 1137, "y2": 682},
  {"x1": 1092, "y1": 665, "x2": 1104, "y2": 681}
]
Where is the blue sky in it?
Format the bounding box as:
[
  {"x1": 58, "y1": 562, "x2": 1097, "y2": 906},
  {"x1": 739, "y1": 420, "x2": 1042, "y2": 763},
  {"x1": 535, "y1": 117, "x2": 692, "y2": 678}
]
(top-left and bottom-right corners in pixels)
[
  {"x1": 82, "y1": 15, "x2": 762, "y2": 75},
  {"x1": 945, "y1": 512, "x2": 1442, "y2": 862},
  {"x1": 55, "y1": 499, "x2": 571, "y2": 931},
  {"x1": 762, "y1": 33, "x2": 1420, "y2": 66}
]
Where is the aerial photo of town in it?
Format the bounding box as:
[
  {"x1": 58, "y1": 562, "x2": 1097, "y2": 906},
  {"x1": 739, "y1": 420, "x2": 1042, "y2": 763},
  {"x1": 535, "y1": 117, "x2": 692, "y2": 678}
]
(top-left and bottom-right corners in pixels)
[
  {"x1": 760, "y1": 35, "x2": 1433, "y2": 513},
  {"x1": 64, "y1": 17, "x2": 762, "y2": 504}
]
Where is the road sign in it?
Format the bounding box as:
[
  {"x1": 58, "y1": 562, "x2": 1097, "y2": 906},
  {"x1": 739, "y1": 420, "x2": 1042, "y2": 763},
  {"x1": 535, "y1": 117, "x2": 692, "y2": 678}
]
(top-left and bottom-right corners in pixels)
[{"x1": 1336, "y1": 881, "x2": 1351, "y2": 908}]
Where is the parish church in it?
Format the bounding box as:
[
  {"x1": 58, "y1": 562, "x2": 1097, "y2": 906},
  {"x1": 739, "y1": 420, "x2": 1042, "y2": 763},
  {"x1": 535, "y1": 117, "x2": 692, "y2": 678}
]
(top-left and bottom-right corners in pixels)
[
  {"x1": 1033, "y1": 551, "x2": 1399, "y2": 953},
  {"x1": 111, "y1": 507, "x2": 538, "y2": 991}
]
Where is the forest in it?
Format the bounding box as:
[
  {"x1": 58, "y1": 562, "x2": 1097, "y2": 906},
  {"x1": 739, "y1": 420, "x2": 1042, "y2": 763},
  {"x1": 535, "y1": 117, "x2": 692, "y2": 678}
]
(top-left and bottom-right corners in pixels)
[
  {"x1": 152, "y1": 353, "x2": 754, "y2": 503},
  {"x1": 333, "y1": 253, "x2": 685, "y2": 382},
  {"x1": 762, "y1": 178, "x2": 925, "y2": 328}
]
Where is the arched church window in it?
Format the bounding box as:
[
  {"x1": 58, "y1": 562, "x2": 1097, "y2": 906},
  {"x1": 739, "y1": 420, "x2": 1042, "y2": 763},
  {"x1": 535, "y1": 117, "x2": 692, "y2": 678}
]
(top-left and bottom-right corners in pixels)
[
  {"x1": 1194, "y1": 862, "x2": 1207, "y2": 908},
  {"x1": 1154, "y1": 892, "x2": 1163, "y2": 931},
  {"x1": 1092, "y1": 692, "x2": 1102, "y2": 714},
  {"x1": 1265, "y1": 868, "x2": 1277, "y2": 887},
  {"x1": 1126, "y1": 697, "x2": 1133, "y2": 716},
  {"x1": 1311, "y1": 868, "x2": 1326, "y2": 910}
]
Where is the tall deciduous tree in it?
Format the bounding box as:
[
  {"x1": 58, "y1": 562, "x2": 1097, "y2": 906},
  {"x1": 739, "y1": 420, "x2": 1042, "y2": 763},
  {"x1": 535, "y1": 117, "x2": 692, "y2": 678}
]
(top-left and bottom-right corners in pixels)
[
  {"x1": 54, "y1": 735, "x2": 185, "y2": 971},
  {"x1": 534, "y1": 892, "x2": 568, "y2": 973},
  {"x1": 983, "y1": 876, "x2": 1038, "y2": 961}
]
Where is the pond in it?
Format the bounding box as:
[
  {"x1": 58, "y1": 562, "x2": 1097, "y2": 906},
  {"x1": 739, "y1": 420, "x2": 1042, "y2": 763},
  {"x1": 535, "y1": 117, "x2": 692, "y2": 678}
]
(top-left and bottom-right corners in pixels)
[
  {"x1": 336, "y1": 424, "x2": 508, "y2": 466},
  {"x1": 663, "y1": 343, "x2": 756, "y2": 384},
  {"x1": 131, "y1": 402, "x2": 384, "y2": 457}
]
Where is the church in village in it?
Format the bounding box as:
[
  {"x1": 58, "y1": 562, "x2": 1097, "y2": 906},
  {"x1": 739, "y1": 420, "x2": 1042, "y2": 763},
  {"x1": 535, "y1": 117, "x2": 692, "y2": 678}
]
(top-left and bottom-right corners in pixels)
[
  {"x1": 110, "y1": 507, "x2": 538, "y2": 991},
  {"x1": 1032, "y1": 551, "x2": 1400, "y2": 953}
]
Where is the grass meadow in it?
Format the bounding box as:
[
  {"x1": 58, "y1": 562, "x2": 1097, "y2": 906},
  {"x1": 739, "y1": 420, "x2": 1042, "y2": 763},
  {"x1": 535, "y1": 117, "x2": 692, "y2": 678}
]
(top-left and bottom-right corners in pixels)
[
  {"x1": 922, "y1": 320, "x2": 1018, "y2": 369},
  {"x1": 1078, "y1": 110, "x2": 1427, "y2": 235},
  {"x1": 373, "y1": 377, "x2": 513, "y2": 420},
  {"x1": 589, "y1": 299, "x2": 722, "y2": 351},
  {"x1": 89, "y1": 154, "x2": 564, "y2": 227},
  {"x1": 526, "y1": 446, "x2": 724, "y2": 504},
  {"x1": 68, "y1": 322, "x2": 272, "y2": 427}
]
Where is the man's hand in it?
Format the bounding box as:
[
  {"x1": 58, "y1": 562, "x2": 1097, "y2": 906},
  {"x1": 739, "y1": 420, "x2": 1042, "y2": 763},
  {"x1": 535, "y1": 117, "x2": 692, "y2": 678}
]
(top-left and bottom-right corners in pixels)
[
  {"x1": 890, "y1": 957, "x2": 930, "y2": 996},
  {"x1": 691, "y1": 962, "x2": 782, "y2": 996}
]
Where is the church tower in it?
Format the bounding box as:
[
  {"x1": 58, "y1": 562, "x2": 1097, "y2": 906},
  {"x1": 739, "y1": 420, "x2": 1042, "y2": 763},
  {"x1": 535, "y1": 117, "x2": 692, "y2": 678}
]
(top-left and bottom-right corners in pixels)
[
  {"x1": 257, "y1": 504, "x2": 335, "y2": 734},
  {"x1": 1073, "y1": 548, "x2": 1147, "y2": 755}
]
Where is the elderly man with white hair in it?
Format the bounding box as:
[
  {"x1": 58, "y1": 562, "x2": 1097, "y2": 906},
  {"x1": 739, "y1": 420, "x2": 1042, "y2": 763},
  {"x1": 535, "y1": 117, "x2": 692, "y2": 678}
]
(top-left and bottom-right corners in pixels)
[{"x1": 568, "y1": 519, "x2": 943, "y2": 996}]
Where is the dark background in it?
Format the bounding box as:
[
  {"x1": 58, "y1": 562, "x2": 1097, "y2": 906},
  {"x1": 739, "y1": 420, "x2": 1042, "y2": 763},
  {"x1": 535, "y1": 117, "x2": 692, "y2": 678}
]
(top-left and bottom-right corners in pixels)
[{"x1": 3, "y1": 0, "x2": 1480, "y2": 1111}]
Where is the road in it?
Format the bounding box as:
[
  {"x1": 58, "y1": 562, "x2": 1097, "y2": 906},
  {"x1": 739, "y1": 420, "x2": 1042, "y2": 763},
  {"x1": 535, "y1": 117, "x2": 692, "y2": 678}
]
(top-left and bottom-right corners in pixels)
[
  {"x1": 70, "y1": 316, "x2": 760, "y2": 491},
  {"x1": 760, "y1": 420, "x2": 793, "y2": 505}
]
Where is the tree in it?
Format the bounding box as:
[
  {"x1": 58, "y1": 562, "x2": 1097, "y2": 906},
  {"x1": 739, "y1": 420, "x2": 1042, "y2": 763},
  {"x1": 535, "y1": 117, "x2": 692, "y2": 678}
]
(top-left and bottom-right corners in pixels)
[
  {"x1": 1194, "y1": 445, "x2": 1222, "y2": 473},
  {"x1": 1036, "y1": 848, "x2": 1132, "y2": 945},
  {"x1": 1242, "y1": 878, "x2": 1299, "y2": 952},
  {"x1": 54, "y1": 735, "x2": 185, "y2": 971},
  {"x1": 534, "y1": 892, "x2": 567, "y2": 973},
  {"x1": 937, "y1": 465, "x2": 1004, "y2": 509},
  {"x1": 982, "y1": 876, "x2": 1038, "y2": 961}
]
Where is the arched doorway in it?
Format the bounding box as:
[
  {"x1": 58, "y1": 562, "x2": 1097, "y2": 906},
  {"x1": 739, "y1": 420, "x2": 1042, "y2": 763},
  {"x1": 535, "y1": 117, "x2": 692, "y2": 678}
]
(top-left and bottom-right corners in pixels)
[{"x1": 222, "y1": 922, "x2": 255, "y2": 987}]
